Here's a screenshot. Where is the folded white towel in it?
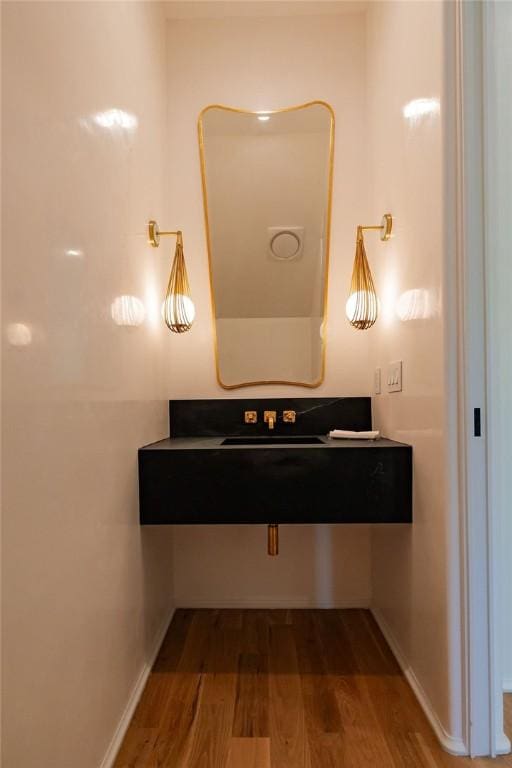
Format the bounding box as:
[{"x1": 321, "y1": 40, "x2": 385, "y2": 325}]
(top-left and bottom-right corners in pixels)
[{"x1": 328, "y1": 429, "x2": 380, "y2": 440}]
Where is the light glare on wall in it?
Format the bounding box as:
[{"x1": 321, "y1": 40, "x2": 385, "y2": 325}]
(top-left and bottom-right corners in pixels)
[
  {"x1": 144, "y1": 276, "x2": 161, "y2": 330},
  {"x1": 258, "y1": 115, "x2": 270, "y2": 122},
  {"x1": 93, "y1": 109, "x2": 138, "y2": 131},
  {"x1": 6, "y1": 323, "x2": 32, "y2": 346},
  {"x1": 402, "y1": 98, "x2": 440, "y2": 122},
  {"x1": 380, "y1": 269, "x2": 399, "y2": 327},
  {"x1": 396, "y1": 288, "x2": 438, "y2": 322},
  {"x1": 111, "y1": 295, "x2": 145, "y2": 327}
]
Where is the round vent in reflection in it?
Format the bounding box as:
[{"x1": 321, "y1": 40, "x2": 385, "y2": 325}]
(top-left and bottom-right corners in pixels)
[{"x1": 268, "y1": 226, "x2": 304, "y2": 261}]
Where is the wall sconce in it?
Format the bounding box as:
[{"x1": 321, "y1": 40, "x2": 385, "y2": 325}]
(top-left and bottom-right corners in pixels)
[
  {"x1": 148, "y1": 220, "x2": 195, "y2": 333},
  {"x1": 346, "y1": 213, "x2": 393, "y2": 330}
]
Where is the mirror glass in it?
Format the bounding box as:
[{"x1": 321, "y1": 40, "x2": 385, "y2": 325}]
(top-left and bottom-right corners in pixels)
[{"x1": 198, "y1": 102, "x2": 334, "y2": 388}]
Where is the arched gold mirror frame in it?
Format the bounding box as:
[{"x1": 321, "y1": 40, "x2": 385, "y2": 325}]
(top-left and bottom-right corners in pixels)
[{"x1": 197, "y1": 101, "x2": 335, "y2": 389}]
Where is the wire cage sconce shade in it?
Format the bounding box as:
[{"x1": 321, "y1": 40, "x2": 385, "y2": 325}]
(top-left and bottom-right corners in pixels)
[
  {"x1": 346, "y1": 214, "x2": 392, "y2": 331},
  {"x1": 148, "y1": 220, "x2": 195, "y2": 334}
]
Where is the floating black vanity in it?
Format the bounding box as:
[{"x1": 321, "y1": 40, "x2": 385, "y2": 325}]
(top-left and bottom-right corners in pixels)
[{"x1": 139, "y1": 398, "x2": 412, "y2": 526}]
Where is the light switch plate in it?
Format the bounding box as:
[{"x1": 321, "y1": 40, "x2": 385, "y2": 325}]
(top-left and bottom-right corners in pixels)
[
  {"x1": 387, "y1": 360, "x2": 403, "y2": 393},
  {"x1": 374, "y1": 367, "x2": 381, "y2": 394}
]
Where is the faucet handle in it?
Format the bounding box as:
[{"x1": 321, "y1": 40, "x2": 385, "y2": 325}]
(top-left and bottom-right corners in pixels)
[
  {"x1": 283, "y1": 410, "x2": 296, "y2": 423},
  {"x1": 244, "y1": 410, "x2": 257, "y2": 424}
]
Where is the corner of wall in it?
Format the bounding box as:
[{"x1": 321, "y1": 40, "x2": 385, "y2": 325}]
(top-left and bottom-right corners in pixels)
[
  {"x1": 371, "y1": 607, "x2": 467, "y2": 756},
  {"x1": 99, "y1": 606, "x2": 175, "y2": 768}
]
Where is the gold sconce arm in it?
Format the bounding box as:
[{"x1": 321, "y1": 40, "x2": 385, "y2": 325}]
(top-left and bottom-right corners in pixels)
[
  {"x1": 148, "y1": 220, "x2": 195, "y2": 334},
  {"x1": 359, "y1": 213, "x2": 393, "y2": 241},
  {"x1": 148, "y1": 220, "x2": 182, "y2": 247}
]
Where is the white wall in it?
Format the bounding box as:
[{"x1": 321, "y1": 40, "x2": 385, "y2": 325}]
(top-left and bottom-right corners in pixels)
[
  {"x1": 485, "y1": 2, "x2": 512, "y2": 693},
  {"x1": 366, "y1": 0, "x2": 462, "y2": 748},
  {"x1": 165, "y1": 10, "x2": 373, "y2": 608},
  {"x1": 2, "y1": 3, "x2": 174, "y2": 767},
  {"x1": 172, "y1": 524, "x2": 371, "y2": 609}
]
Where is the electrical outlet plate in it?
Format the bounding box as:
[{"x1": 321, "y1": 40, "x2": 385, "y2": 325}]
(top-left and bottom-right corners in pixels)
[{"x1": 387, "y1": 360, "x2": 403, "y2": 393}]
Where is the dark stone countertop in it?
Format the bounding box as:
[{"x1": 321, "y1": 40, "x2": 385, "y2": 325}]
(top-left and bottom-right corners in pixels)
[{"x1": 140, "y1": 436, "x2": 410, "y2": 451}]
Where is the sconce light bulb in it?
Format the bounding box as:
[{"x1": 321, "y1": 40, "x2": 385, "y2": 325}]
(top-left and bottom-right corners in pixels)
[
  {"x1": 162, "y1": 294, "x2": 195, "y2": 333},
  {"x1": 346, "y1": 290, "x2": 378, "y2": 330}
]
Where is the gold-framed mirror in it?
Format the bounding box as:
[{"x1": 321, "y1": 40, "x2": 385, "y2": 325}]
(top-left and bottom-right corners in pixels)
[{"x1": 198, "y1": 101, "x2": 335, "y2": 389}]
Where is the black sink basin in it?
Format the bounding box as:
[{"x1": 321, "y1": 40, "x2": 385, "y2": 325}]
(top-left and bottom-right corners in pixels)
[{"x1": 221, "y1": 436, "x2": 324, "y2": 446}]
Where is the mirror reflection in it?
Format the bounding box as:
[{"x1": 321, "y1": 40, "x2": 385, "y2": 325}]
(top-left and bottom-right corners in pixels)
[{"x1": 199, "y1": 102, "x2": 334, "y2": 388}]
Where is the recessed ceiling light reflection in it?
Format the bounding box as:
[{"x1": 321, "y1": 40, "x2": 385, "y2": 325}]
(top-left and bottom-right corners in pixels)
[
  {"x1": 111, "y1": 295, "x2": 145, "y2": 327},
  {"x1": 64, "y1": 248, "x2": 84, "y2": 258},
  {"x1": 258, "y1": 115, "x2": 270, "y2": 122},
  {"x1": 402, "y1": 98, "x2": 440, "y2": 123},
  {"x1": 6, "y1": 323, "x2": 32, "y2": 346}
]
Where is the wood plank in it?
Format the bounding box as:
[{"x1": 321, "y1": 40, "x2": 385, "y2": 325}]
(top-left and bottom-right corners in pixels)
[
  {"x1": 216, "y1": 609, "x2": 244, "y2": 631},
  {"x1": 114, "y1": 728, "x2": 159, "y2": 768},
  {"x1": 337, "y1": 610, "x2": 432, "y2": 768},
  {"x1": 505, "y1": 693, "x2": 512, "y2": 740},
  {"x1": 313, "y1": 610, "x2": 397, "y2": 768},
  {"x1": 290, "y1": 610, "x2": 345, "y2": 768},
  {"x1": 232, "y1": 652, "x2": 269, "y2": 737},
  {"x1": 268, "y1": 623, "x2": 308, "y2": 768},
  {"x1": 153, "y1": 609, "x2": 195, "y2": 673},
  {"x1": 150, "y1": 610, "x2": 218, "y2": 768},
  {"x1": 415, "y1": 732, "x2": 449, "y2": 768},
  {"x1": 266, "y1": 608, "x2": 292, "y2": 626},
  {"x1": 240, "y1": 610, "x2": 270, "y2": 655},
  {"x1": 226, "y1": 737, "x2": 271, "y2": 768},
  {"x1": 292, "y1": 610, "x2": 341, "y2": 733},
  {"x1": 132, "y1": 609, "x2": 194, "y2": 729},
  {"x1": 184, "y1": 624, "x2": 241, "y2": 768}
]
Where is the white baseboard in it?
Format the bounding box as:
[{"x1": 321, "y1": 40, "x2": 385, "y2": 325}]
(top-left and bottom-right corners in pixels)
[
  {"x1": 371, "y1": 607, "x2": 468, "y2": 756},
  {"x1": 503, "y1": 677, "x2": 512, "y2": 693},
  {"x1": 174, "y1": 596, "x2": 371, "y2": 609},
  {"x1": 99, "y1": 605, "x2": 175, "y2": 768},
  {"x1": 496, "y1": 732, "x2": 512, "y2": 755}
]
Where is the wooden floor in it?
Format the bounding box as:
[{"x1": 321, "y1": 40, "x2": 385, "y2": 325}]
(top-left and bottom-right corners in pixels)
[{"x1": 115, "y1": 609, "x2": 512, "y2": 768}]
